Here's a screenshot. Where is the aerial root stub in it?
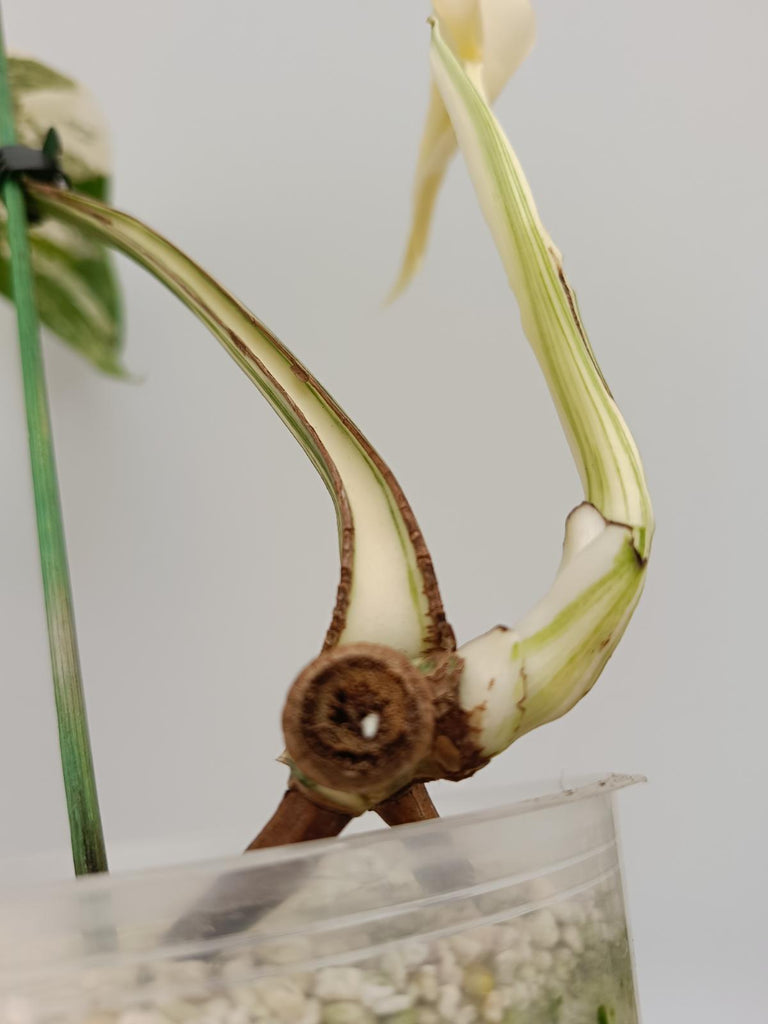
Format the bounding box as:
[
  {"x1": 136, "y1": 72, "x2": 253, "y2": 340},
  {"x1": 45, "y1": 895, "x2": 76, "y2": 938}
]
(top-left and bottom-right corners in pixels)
[{"x1": 282, "y1": 643, "x2": 436, "y2": 795}]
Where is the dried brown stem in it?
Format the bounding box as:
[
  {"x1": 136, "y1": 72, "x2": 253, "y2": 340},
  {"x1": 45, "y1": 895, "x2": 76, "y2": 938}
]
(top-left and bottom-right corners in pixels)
[
  {"x1": 376, "y1": 782, "x2": 440, "y2": 826},
  {"x1": 245, "y1": 788, "x2": 352, "y2": 851}
]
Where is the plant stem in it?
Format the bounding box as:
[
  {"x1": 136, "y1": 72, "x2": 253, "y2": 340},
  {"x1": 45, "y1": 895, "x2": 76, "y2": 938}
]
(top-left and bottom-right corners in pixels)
[
  {"x1": 376, "y1": 783, "x2": 439, "y2": 826},
  {"x1": 0, "y1": 10, "x2": 107, "y2": 875},
  {"x1": 245, "y1": 789, "x2": 352, "y2": 850}
]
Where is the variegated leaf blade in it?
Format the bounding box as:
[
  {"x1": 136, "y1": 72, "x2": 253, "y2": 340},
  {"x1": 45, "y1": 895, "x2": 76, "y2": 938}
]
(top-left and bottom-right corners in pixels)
[{"x1": 0, "y1": 56, "x2": 124, "y2": 374}]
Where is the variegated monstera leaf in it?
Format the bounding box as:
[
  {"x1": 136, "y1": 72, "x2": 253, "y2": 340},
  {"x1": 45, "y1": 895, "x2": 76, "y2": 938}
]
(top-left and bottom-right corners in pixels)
[
  {"x1": 0, "y1": 56, "x2": 123, "y2": 374},
  {"x1": 391, "y1": 0, "x2": 535, "y2": 297}
]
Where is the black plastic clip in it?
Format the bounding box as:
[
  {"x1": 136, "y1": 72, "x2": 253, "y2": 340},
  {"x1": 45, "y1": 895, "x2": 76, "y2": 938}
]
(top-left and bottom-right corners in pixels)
[{"x1": 0, "y1": 128, "x2": 69, "y2": 223}]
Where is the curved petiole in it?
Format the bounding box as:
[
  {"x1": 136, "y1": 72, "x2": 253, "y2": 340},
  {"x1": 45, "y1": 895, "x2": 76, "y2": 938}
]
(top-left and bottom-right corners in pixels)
[
  {"x1": 28, "y1": 181, "x2": 453, "y2": 662},
  {"x1": 427, "y1": 20, "x2": 654, "y2": 756}
]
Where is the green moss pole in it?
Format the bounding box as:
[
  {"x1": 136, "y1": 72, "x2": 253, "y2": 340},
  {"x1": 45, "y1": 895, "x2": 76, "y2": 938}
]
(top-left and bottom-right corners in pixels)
[{"x1": 0, "y1": 9, "x2": 107, "y2": 875}]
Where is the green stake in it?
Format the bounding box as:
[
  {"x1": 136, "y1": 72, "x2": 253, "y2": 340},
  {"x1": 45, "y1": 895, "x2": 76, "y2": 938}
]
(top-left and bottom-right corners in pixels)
[{"x1": 0, "y1": 8, "x2": 107, "y2": 875}]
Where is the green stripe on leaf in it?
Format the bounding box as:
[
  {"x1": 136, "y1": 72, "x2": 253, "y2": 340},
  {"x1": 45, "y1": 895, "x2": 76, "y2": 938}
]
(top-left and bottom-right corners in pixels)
[
  {"x1": 29, "y1": 182, "x2": 453, "y2": 659},
  {"x1": 429, "y1": 22, "x2": 653, "y2": 558},
  {"x1": 424, "y1": 18, "x2": 653, "y2": 758}
]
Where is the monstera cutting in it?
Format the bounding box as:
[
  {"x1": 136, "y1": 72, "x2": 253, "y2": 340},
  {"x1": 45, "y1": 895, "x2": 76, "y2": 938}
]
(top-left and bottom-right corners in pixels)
[{"x1": 0, "y1": 4, "x2": 652, "y2": 870}]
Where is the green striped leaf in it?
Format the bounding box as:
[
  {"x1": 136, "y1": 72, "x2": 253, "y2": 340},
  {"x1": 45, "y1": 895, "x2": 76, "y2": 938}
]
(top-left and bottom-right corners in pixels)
[
  {"x1": 429, "y1": 21, "x2": 653, "y2": 556},
  {"x1": 0, "y1": 57, "x2": 123, "y2": 374},
  {"x1": 390, "y1": 0, "x2": 535, "y2": 299},
  {"x1": 29, "y1": 182, "x2": 453, "y2": 658},
  {"x1": 427, "y1": 19, "x2": 654, "y2": 756},
  {"x1": 458, "y1": 504, "x2": 647, "y2": 757}
]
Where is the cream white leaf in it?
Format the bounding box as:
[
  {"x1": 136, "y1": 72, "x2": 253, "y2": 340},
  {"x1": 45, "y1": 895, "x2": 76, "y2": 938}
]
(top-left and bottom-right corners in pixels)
[
  {"x1": 428, "y1": 20, "x2": 654, "y2": 755},
  {"x1": 429, "y1": 22, "x2": 653, "y2": 553},
  {"x1": 29, "y1": 183, "x2": 453, "y2": 659},
  {"x1": 458, "y1": 506, "x2": 644, "y2": 757},
  {"x1": 390, "y1": 0, "x2": 535, "y2": 298}
]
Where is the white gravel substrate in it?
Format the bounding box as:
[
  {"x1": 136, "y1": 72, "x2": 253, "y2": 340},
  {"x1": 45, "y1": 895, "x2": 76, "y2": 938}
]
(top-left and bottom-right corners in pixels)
[{"x1": 0, "y1": 888, "x2": 635, "y2": 1024}]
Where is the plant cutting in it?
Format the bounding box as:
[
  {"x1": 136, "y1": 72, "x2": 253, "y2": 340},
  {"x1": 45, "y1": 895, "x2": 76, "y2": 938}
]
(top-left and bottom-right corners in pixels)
[{"x1": 0, "y1": 2, "x2": 653, "y2": 1021}]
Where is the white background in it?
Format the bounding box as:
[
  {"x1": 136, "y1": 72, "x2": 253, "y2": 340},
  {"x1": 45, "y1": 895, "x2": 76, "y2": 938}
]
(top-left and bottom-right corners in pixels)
[{"x1": 0, "y1": 1, "x2": 765, "y2": 1020}]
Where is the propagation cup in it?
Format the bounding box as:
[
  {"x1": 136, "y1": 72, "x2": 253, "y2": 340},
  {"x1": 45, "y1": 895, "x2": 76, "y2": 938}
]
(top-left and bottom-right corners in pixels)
[{"x1": 0, "y1": 775, "x2": 642, "y2": 1024}]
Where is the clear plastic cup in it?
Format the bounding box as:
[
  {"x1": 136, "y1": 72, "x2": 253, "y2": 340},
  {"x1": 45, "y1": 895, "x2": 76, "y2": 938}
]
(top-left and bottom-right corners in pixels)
[{"x1": 0, "y1": 775, "x2": 642, "y2": 1024}]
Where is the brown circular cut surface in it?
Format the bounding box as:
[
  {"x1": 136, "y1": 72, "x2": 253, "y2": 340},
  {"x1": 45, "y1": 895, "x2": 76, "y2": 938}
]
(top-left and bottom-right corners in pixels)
[{"x1": 283, "y1": 643, "x2": 435, "y2": 794}]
